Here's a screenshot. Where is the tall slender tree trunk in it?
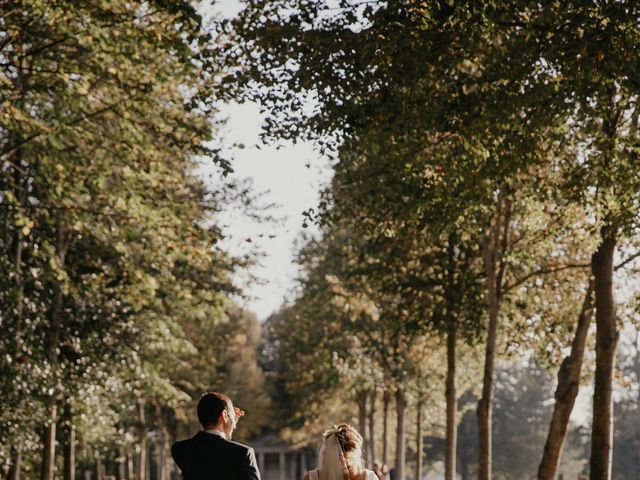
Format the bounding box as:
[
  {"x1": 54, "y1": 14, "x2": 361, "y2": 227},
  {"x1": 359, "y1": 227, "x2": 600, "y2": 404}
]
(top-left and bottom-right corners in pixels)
[
  {"x1": 13, "y1": 184, "x2": 25, "y2": 322},
  {"x1": 41, "y1": 376, "x2": 59, "y2": 479},
  {"x1": 157, "y1": 411, "x2": 171, "y2": 480},
  {"x1": 416, "y1": 402, "x2": 423, "y2": 480},
  {"x1": 118, "y1": 450, "x2": 126, "y2": 480},
  {"x1": 589, "y1": 233, "x2": 618, "y2": 480},
  {"x1": 383, "y1": 391, "x2": 390, "y2": 468},
  {"x1": 126, "y1": 454, "x2": 134, "y2": 480},
  {"x1": 445, "y1": 320, "x2": 457, "y2": 480},
  {"x1": 42, "y1": 221, "x2": 67, "y2": 480},
  {"x1": 10, "y1": 136, "x2": 26, "y2": 480},
  {"x1": 63, "y1": 402, "x2": 76, "y2": 480},
  {"x1": 96, "y1": 455, "x2": 105, "y2": 480},
  {"x1": 156, "y1": 428, "x2": 163, "y2": 480},
  {"x1": 358, "y1": 392, "x2": 368, "y2": 464},
  {"x1": 41, "y1": 372, "x2": 59, "y2": 480},
  {"x1": 444, "y1": 233, "x2": 458, "y2": 480},
  {"x1": 137, "y1": 403, "x2": 148, "y2": 480},
  {"x1": 12, "y1": 18, "x2": 26, "y2": 329},
  {"x1": 164, "y1": 426, "x2": 172, "y2": 480},
  {"x1": 368, "y1": 390, "x2": 377, "y2": 465},
  {"x1": 538, "y1": 279, "x2": 594, "y2": 480},
  {"x1": 156, "y1": 409, "x2": 163, "y2": 480},
  {"x1": 477, "y1": 201, "x2": 511, "y2": 480},
  {"x1": 477, "y1": 240, "x2": 499, "y2": 480},
  {"x1": 395, "y1": 389, "x2": 406, "y2": 480},
  {"x1": 8, "y1": 444, "x2": 23, "y2": 480}
]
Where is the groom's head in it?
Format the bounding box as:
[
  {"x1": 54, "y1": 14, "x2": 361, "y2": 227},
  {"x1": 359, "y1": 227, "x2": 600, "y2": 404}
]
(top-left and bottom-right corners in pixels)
[{"x1": 197, "y1": 392, "x2": 240, "y2": 439}]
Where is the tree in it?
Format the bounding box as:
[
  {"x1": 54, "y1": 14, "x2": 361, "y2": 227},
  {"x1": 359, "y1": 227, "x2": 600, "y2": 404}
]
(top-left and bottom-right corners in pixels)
[
  {"x1": 225, "y1": 3, "x2": 640, "y2": 478},
  {"x1": 0, "y1": 1, "x2": 241, "y2": 478}
]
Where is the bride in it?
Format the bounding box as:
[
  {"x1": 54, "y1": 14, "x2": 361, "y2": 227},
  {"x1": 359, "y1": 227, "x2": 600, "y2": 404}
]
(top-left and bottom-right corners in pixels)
[{"x1": 304, "y1": 424, "x2": 377, "y2": 480}]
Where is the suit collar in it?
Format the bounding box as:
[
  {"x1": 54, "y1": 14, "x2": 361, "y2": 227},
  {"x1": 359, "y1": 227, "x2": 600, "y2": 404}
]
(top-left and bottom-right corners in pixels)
[
  {"x1": 204, "y1": 429, "x2": 226, "y2": 439},
  {"x1": 195, "y1": 431, "x2": 224, "y2": 441}
]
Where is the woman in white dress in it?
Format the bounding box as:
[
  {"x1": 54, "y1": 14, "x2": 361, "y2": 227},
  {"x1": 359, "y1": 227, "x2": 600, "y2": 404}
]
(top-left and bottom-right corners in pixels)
[{"x1": 304, "y1": 424, "x2": 377, "y2": 480}]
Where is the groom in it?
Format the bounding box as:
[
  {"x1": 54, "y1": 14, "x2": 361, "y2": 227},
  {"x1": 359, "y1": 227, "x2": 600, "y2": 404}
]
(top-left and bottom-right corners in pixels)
[{"x1": 172, "y1": 392, "x2": 261, "y2": 480}]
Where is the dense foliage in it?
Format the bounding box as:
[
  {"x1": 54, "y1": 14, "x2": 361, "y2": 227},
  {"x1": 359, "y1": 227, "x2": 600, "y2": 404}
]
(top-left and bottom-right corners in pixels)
[
  {"x1": 1, "y1": 2, "x2": 268, "y2": 479},
  {"x1": 2, "y1": 1, "x2": 640, "y2": 480},
  {"x1": 225, "y1": 1, "x2": 640, "y2": 480}
]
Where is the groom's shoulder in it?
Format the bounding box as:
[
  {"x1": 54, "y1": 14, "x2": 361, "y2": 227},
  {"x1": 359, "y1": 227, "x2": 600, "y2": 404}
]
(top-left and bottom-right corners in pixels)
[
  {"x1": 223, "y1": 439, "x2": 254, "y2": 455},
  {"x1": 171, "y1": 433, "x2": 199, "y2": 453},
  {"x1": 171, "y1": 432, "x2": 253, "y2": 456}
]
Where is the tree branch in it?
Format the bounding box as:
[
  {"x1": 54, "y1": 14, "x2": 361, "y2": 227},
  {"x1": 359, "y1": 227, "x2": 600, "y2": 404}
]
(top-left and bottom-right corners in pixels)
[
  {"x1": 496, "y1": 198, "x2": 513, "y2": 299},
  {"x1": 21, "y1": 36, "x2": 69, "y2": 59},
  {"x1": 503, "y1": 262, "x2": 590, "y2": 293},
  {"x1": 614, "y1": 251, "x2": 640, "y2": 271}
]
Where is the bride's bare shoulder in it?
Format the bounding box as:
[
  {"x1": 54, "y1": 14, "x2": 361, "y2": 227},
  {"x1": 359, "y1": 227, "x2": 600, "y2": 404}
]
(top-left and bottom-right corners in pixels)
[
  {"x1": 353, "y1": 470, "x2": 374, "y2": 480},
  {"x1": 364, "y1": 470, "x2": 378, "y2": 480}
]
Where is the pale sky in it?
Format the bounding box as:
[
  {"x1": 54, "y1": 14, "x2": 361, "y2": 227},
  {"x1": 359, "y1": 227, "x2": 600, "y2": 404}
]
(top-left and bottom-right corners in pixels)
[
  {"x1": 210, "y1": 0, "x2": 244, "y2": 18},
  {"x1": 197, "y1": 0, "x2": 332, "y2": 321},
  {"x1": 210, "y1": 101, "x2": 331, "y2": 320}
]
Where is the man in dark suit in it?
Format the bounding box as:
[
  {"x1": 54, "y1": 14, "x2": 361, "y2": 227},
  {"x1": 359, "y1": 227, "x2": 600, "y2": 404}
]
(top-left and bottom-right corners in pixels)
[{"x1": 172, "y1": 392, "x2": 261, "y2": 480}]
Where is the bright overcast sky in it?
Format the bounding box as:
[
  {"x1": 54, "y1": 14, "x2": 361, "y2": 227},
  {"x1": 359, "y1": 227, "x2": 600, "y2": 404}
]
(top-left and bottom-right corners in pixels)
[
  {"x1": 199, "y1": 0, "x2": 332, "y2": 321},
  {"x1": 211, "y1": 102, "x2": 331, "y2": 321}
]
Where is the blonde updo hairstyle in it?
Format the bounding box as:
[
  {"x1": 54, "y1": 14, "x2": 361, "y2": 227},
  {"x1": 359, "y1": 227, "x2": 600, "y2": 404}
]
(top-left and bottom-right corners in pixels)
[{"x1": 331, "y1": 424, "x2": 365, "y2": 476}]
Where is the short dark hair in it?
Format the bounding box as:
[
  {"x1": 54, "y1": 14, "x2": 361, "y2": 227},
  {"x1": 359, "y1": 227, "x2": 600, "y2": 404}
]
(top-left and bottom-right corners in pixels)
[{"x1": 197, "y1": 392, "x2": 232, "y2": 428}]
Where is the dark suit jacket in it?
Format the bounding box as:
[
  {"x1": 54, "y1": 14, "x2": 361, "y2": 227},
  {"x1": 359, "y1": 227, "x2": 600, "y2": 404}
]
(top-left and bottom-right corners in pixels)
[{"x1": 172, "y1": 431, "x2": 261, "y2": 480}]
